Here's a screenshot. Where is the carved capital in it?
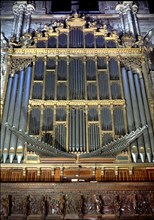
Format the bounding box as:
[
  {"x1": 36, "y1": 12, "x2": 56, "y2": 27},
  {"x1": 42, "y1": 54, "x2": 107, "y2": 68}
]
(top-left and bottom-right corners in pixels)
[
  {"x1": 132, "y1": 4, "x2": 138, "y2": 14},
  {"x1": 25, "y1": 4, "x2": 35, "y2": 16},
  {"x1": 12, "y1": 3, "x2": 20, "y2": 15},
  {"x1": 115, "y1": 4, "x2": 124, "y2": 14},
  {"x1": 18, "y1": 3, "x2": 27, "y2": 14}
]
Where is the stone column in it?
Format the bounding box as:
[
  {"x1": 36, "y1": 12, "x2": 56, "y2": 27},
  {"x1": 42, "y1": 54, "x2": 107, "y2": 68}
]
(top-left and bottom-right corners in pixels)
[
  {"x1": 132, "y1": 4, "x2": 140, "y2": 36},
  {"x1": 123, "y1": 1, "x2": 135, "y2": 36},
  {"x1": 12, "y1": 3, "x2": 19, "y2": 37},
  {"x1": 115, "y1": 4, "x2": 125, "y2": 33},
  {"x1": 25, "y1": 4, "x2": 35, "y2": 33},
  {"x1": 16, "y1": 3, "x2": 26, "y2": 42}
]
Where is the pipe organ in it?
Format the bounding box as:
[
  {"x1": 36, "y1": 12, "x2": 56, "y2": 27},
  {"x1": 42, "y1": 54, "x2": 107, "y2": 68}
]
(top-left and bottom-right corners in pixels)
[{"x1": 1, "y1": 12, "x2": 154, "y2": 164}]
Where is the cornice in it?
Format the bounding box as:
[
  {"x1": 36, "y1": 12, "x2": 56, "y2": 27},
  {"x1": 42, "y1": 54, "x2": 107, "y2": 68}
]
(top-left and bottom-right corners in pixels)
[
  {"x1": 28, "y1": 100, "x2": 126, "y2": 107},
  {"x1": 8, "y1": 48, "x2": 142, "y2": 57}
]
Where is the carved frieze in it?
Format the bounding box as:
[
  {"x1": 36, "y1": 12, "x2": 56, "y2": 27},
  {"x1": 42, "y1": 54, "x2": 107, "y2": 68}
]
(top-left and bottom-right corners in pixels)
[
  {"x1": 8, "y1": 48, "x2": 142, "y2": 57},
  {"x1": 1, "y1": 188, "x2": 154, "y2": 219}
]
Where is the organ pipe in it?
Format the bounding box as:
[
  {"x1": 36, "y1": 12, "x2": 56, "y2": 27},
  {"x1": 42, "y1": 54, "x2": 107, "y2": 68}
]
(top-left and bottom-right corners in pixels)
[
  {"x1": 1, "y1": 76, "x2": 13, "y2": 158},
  {"x1": 140, "y1": 77, "x2": 154, "y2": 158},
  {"x1": 69, "y1": 111, "x2": 72, "y2": 151},
  {"x1": 121, "y1": 67, "x2": 137, "y2": 161},
  {"x1": 3, "y1": 74, "x2": 18, "y2": 163},
  {"x1": 9, "y1": 70, "x2": 24, "y2": 163},
  {"x1": 134, "y1": 74, "x2": 151, "y2": 162},
  {"x1": 16, "y1": 66, "x2": 32, "y2": 163},
  {"x1": 128, "y1": 70, "x2": 144, "y2": 149}
]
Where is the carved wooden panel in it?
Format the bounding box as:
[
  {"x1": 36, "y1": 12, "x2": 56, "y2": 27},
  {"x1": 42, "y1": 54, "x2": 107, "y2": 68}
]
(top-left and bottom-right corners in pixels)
[{"x1": 1, "y1": 182, "x2": 154, "y2": 220}]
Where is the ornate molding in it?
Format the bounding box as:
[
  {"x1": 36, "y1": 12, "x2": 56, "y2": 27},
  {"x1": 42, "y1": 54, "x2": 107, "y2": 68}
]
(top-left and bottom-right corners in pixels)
[
  {"x1": 10, "y1": 58, "x2": 32, "y2": 75},
  {"x1": 66, "y1": 12, "x2": 86, "y2": 27},
  {"x1": 120, "y1": 57, "x2": 143, "y2": 74},
  {"x1": 8, "y1": 48, "x2": 142, "y2": 57},
  {"x1": 28, "y1": 100, "x2": 126, "y2": 107}
]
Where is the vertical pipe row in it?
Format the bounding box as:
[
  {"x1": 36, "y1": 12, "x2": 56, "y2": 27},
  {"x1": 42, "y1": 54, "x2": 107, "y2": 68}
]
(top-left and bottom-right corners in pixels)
[
  {"x1": 9, "y1": 70, "x2": 24, "y2": 163},
  {"x1": 1, "y1": 76, "x2": 13, "y2": 158},
  {"x1": 128, "y1": 70, "x2": 144, "y2": 149},
  {"x1": 140, "y1": 77, "x2": 154, "y2": 159},
  {"x1": 68, "y1": 108, "x2": 86, "y2": 152},
  {"x1": 134, "y1": 74, "x2": 151, "y2": 162},
  {"x1": 16, "y1": 66, "x2": 32, "y2": 163},
  {"x1": 121, "y1": 67, "x2": 137, "y2": 160},
  {"x1": 3, "y1": 73, "x2": 18, "y2": 163}
]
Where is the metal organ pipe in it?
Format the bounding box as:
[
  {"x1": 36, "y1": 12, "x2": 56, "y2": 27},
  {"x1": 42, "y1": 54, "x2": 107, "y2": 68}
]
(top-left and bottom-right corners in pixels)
[
  {"x1": 76, "y1": 109, "x2": 79, "y2": 151},
  {"x1": 72, "y1": 109, "x2": 75, "y2": 151},
  {"x1": 9, "y1": 70, "x2": 24, "y2": 163},
  {"x1": 121, "y1": 67, "x2": 137, "y2": 160},
  {"x1": 82, "y1": 110, "x2": 86, "y2": 152},
  {"x1": 69, "y1": 111, "x2": 72, "y2": 151},
  {"x1": 3, "y1": 74, "x2": 18, "y2": 163},
  {"x1": 1, "y1": 76, "x2": 13, "y2": 158},
  {"x1": 128, "y1": 70, "x2": 144, "y2": 149},
  {"x1": 79, "y1": 109, "x2": 83, "y2": 151},
  {"x1": 17, "y1": 66, "x2": 32, "y2": 163},
  {"x1": 134, "y1": 74, "x2": 151, "y2": 162},
  {"x1": 140, "y1": 77, "x2": 154, "y2": 159}
]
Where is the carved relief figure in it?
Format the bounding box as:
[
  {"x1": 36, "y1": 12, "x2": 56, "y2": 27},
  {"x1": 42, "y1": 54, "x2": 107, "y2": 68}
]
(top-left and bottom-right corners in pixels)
[
  {"x1": 58, "y1": 195, "x2": 66, "y2": 216},
  {"x1": 93, "y1": 194, "x2": 103, "y2": 214},
  {"x1": 40, "y1": 196, "x2": 46, "y2": 215},
  {"x1": 20, "y1": 33, "x2": 34, "y2": 48},
  {"x1": 1, "y1": 195, "x2": 9, "y2": 218},
  {"x1": 11, "y1": 196, "x2": 23, "y2": 215},
  {"x1": 98, "y1": 24, "x2": 109, "y2": 36},
  {"x1": 120, "y1": 193, "x2": 135, "y2": 215},
  {"x1": 135, "y1": 193, "x2": 152, "y2": 215},
  {"x1": 121, "y1": 33, "x2": 135, "y2": 48},
  {"x1": 114, "y1": 195, "x2": 121, "y2": 217},
  {"x1": 65, "y1": 194, "x2": 83, "y2": 215}
]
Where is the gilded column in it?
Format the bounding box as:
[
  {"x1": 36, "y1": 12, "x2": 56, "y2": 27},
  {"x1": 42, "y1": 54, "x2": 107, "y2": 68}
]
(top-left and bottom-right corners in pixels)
[
  {"x1": 16, "y1": 3, "x2": 26, "y2": 42},
  {"x1": 25, "y1": 4, "x2": 35, "y2": 33}
]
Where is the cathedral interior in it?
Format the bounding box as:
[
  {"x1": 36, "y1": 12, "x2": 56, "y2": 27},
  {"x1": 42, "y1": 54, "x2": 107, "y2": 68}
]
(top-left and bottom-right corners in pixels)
[{"x1": 0, "y1": 1, "x2": 154, "y2": 219}]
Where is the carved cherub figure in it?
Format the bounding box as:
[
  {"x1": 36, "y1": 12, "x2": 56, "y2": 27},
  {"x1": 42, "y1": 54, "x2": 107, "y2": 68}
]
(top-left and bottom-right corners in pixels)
[
  {"x1": 99, "y1": 24, "x2": 109, "y2": 37},
  {"x1": 121, "y1": 33, "x2": 135, "y2": 48},
  {"x1": 20, "y1": 33, "x2": 34, "y2": 48}
]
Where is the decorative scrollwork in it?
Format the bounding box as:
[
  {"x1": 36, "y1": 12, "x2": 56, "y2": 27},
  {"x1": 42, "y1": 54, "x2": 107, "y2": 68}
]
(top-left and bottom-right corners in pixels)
[
  {"x1": 120, "y1": 57, "x2": 142, "y2": 74},
  {"x1": 10, "y1": 58, "x2": 32, "y2": 75}
]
